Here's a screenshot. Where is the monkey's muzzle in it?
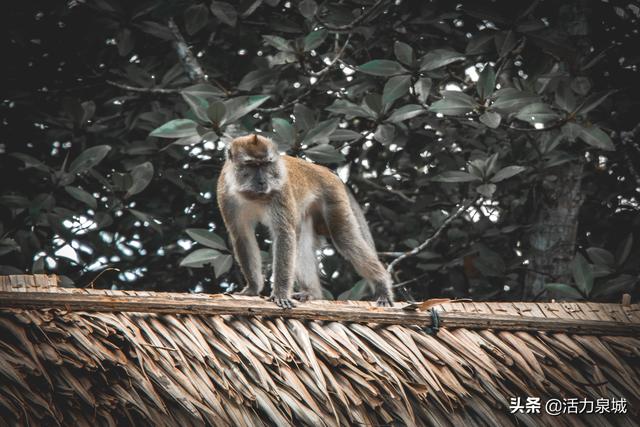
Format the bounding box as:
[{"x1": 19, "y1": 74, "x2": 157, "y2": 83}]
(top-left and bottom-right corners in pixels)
[{"x1": 240, "y1": 189, "x2": 272, "y2": 201}]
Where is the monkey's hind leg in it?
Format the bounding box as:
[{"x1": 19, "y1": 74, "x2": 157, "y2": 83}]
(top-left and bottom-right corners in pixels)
[
  {"x1": 326, "y1": 201, "x2": 394, "y2": 306},
  {"x1": 292, "y1": 217, "x2": 323, "y2": 302}
]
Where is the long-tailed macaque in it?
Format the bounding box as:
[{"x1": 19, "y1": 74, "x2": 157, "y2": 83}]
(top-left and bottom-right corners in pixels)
[{"x1": 217, "y1": 134, "x2": 394, "y2": 308}]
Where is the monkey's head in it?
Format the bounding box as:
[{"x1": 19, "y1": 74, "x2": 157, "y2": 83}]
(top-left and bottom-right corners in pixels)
[{"x1": 226, "y1": 134, "x2": 286, "y2": 199}]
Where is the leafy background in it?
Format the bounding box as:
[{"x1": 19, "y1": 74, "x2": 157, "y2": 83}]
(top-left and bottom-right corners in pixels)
[{"x1": 1, "y1": 0, "x2": 639, "y2": 302}]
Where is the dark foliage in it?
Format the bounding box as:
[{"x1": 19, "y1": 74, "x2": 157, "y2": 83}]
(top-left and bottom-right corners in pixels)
[{"x1": 1, "y1": 0, "x2": 639, "y2": 301}]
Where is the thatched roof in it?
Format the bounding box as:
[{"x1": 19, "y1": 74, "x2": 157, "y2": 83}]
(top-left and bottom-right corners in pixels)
[{"x1": 0, "y1": 275, "x2": 638, "y2": 426}]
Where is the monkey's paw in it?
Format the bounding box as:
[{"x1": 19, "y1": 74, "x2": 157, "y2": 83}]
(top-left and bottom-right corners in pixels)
[
  {"x1": 291, "y1": 292, "x2": 311, "y2": 302},
  {"x1": 375, "y1": 296, "x2": 394, "y2": 307},
  {"x1": 236, "y1": 287, "x2": 260, "y2": 296},
  {"x1": 269, "y1": 295, "x2": 295, "y2": 309}
]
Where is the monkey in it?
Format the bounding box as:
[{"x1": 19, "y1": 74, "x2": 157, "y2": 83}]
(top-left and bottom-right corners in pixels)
[{"x1": 216, "y1": 134, "x2": 394, "y2": 309}]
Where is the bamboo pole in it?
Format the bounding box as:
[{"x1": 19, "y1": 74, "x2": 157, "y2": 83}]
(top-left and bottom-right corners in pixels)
[{"x1": 0, "y1": 291, "x2": 637, "y2": 336}]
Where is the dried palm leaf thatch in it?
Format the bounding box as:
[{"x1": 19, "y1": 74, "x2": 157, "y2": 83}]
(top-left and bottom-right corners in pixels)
[{"x1": 0, "y1": 275, "x2": 638, "y2": 426}]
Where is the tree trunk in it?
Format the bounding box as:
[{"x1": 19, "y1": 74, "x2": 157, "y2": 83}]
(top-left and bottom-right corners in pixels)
[{"x1": 524, "y1": 160, "x2": 584, "y2": 298}]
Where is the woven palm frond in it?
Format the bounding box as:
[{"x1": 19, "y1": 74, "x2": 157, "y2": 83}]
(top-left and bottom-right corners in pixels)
[{"x1": 0, "y1": 275, "x2": 638, "y2": 426}]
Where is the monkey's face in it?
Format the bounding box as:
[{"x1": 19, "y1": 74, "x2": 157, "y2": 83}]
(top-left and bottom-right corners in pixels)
[
  {"x1": 233, "y1": 157, "x2": 284, "y2": 199},
  {"x1": 227, "y1": 135, "x2": 285, "y2": 199}
]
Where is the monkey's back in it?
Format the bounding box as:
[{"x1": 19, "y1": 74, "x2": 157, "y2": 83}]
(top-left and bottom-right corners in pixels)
[{"x1": 281, "y1": 155, "x2": 346, "y2": 202}]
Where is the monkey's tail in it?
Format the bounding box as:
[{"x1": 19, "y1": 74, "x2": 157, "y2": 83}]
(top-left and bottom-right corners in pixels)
[{"x1": 346, "y1": 190, "x2": 377, "y2": 251}]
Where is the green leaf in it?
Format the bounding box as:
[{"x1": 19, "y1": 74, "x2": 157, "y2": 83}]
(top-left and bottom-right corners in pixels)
[
  {"x1": 179, "y1": 248, "x2": 222, "y2": 268},
  {"x1": 592, "y1": 275, "x2": 637, "y2": 298},
  {"x1": 136, "y1": 21, "x2": 173, "y2": 40},
  {"x1": 303, "y1": 29, "x2": 327, "y2": 51},
  {"x1": 213, "y1": 254, "x2": 233, "y2": 277},
  {"x1": 394, "y1": 41, "x2": 414, "y2": 66},
  {"x1": 181, "y1": 92, "x2": 210, "y2": 122},
  {"x1": 491, "y1": 88, "x2": 539, "y2": 112},
  {"x1": 358, "y1": 60, "x2": 407, "y2": 76},
  {"x1": 185, "y1": 228, "x2": 228, "y2": 251},
  {"x1": 304, "y1": 144, "x2": 345, "y2": 163},
  {"x1": 272, "y1": 118, "x2": 296, "y2": 147},
  {"x1": 326, "y1": 99, "x2": 372, "y2": 118},
  {"x1": 125, "y1": 161, "x2": 154, "y2": 198},
  {"x1": 338, "y1": 279, "x2": 368, "y2": 301},
  {"x1": 466, "y1": 32, "x2": 495, "y2": 55},
  {"x1": 429, "y1": 91, "x2": 475, "y2": 115},
  {"x1": 116, "y1": 28, "x2": 133, "y2": 56},
  {"x1": 387, "y1": 104, "x2": 425, "y2": 123},
  {"x1": 64, "y1": 186, "x2": 97, "y2": 209},
  {"x1": 182, "y1": 83, "x2": 225, "y2": 97},
  {"x1": 485, "y1": 153, "x2": 499, "y2": 176},
  {"x1": 490, "y1": 165, "x2": 526, "y2": 183},
  {"x1": 329, "y1": 129, "x2": 362, "y2": 142},
  {"x1": 515, "y1": 103, "x2": 559, "y2": 124},
  {"x1": 420, "y1": 49, "x2": 465, "y2": 71},
  {"x1": 494, "y1": 30, "x2": 517, "y2": 57},
  {"x1": 150, "y1": 119, "x2": 198, "y2": 138},
  {"x1": 544, "y1": 283, "x2": 584, "y2": 300},
  {"x1": 467, "y1": 159, "x2": 485, "y2": 179},
  {"x1": 382, "y1": 75, "x2": 411, "y2": 108},
  {"x1": 477, "y1": 66, "x2": 496, "y2": 99},
  {"x1": 32, "y1": 256, "x2": 44, "y2": 274},
  {"x1": 0, "y1": 240, "x2": 20, "y2": 257},
  {"x1": 586, "y1": 247, "x2": 615, "y2": 267},
  {"x1": 298, "y1": 0, "x2": 318, "y2": 19},
  {"x1": 576, "y1": 90, "x2": 614, "y2": 116},
  {"x1": 11, "y1": 153, "x2": 50, "y2": 173},
  {"x1": 555, "y1": 84, "x2": 576, "y2": 113},
  {"x1": 572, "y1": 253, "x2": 594, "y2": 296},
  {"x1": 69, "y1": 145, "x2": 112, "y2": 174},
  {"x1": 363, "y1": 93, "x2": 382, "y2": 116},
  {"x1": 210, "y1": 1, "x2": 237, "y2": 27},
  {"x1": 302, "y1": 118, "x2": 339, "y2": 145},
  {"x1": 414, "y1": 77, "x2": 432, "y2": 103},
  {"x1": 238, "y1": 69, "x2": 274, "y2": 91},
  {"x1": 223, "y1": 95, "x2": 270, "y2": 123},
  {"x1": 263, "y1": 35, "x2": 293, "y2": 52},
  {"x1": 571, "y1": 77, "x2": 591, "y2": 95},
  {"x1": 184, "y1": 3, "x2": 209, "y2": 35},
  {"x1": 479, "y1": 111, "x2": 501, "y2": 128},
  {"x1": 432, "y1": 171, "x2": 481, "y2": 183},
  {"x1": 207, "y1": 101, "x2": 227, "y2": 126},
  {"x1": 615, "y1": 234, "x2": 633, "y2": 266},
  {"x1": 473, "y1": 245, "x2": 505, "y2": 277},
  {"x1": 476, "y1": 183, "x2": 496, "y2": 198},
  {"x1": 577, "y1": 125, "x2": 615, "y2": 151},
  {"x1": 162, "y1": 134, "x2": 202, "y2": 151},
  {"x1": 293, "y1": 103, "x2": 316, "y2": 130},
  {"x1": 561, "y1": 122, "x2": 581, "y2": 142},
  {"x1": 0, "y1": 195, "x2": 29, "y2": 208},
  {"x1": 374, "y1": 123, "x2": 395, "y2": 145}
]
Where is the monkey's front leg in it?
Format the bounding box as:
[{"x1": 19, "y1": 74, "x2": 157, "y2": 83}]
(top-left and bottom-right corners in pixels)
[
  {"x1": 232, "y1": 232, "x2": 264, "y2": 296},
  {"x1": 269, "y1": 224, "x2": 297, "y2": 309}
]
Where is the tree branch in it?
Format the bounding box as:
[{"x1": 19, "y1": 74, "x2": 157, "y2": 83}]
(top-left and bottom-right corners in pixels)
[
  {"x1": 167, "y1": 17, "x2": 206, "y2": 83},
  {"x1": 387, "y1": 197, "x2": 477, "y2": 274},
  {"x1": 257, "y1": 37, "x2": 351, "y2": 113},
  {"x1": 620, "y1": 123, "x2": 640, "y2": 187},
  {"x1": 256, "y1": 84, "x2": 320, "y2": 113},
  {"x1": 307, "y1": 35, "x2": 352, "y2": 77},
  {"x1": 352, "y1": 176, "x2": 415, "y2": 203},
  {"x1": 316, "y1": 0, "x2": 390, "y2": 32},
  {"x1": 106, "y1": 80, "x2": 181, "y2": 94}
]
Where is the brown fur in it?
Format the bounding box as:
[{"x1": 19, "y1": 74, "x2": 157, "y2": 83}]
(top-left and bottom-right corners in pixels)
[{"x1": 217, "y1": 134, "x2": 394, "y2": 308}]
